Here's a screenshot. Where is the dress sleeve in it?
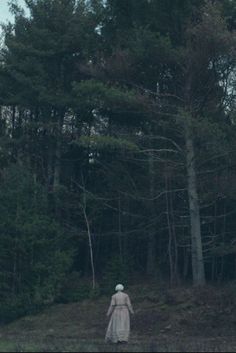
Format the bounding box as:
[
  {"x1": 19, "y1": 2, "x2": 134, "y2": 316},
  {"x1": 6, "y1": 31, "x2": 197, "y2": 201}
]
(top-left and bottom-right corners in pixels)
[
  {"x1": 126, "y1": 294, "x2": 134, "y2": 314},
  {"x1": 106, "y1": 296, "x2": 116, "y2": 316}
]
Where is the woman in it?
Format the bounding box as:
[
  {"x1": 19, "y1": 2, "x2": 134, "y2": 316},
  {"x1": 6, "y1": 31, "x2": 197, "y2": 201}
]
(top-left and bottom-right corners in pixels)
[{"x1": 105, "y1": 283, "x2": 134, "y2": 344}]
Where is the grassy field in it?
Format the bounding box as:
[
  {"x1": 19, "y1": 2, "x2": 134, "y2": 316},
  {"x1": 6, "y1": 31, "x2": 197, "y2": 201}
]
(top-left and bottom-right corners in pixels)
[{"x1": 1, "y1": 283, "x2": 236, "y2": 352}]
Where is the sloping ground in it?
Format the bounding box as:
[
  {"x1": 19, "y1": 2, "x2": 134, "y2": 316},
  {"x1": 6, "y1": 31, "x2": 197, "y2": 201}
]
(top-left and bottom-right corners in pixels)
[{"x1": 1, "y1": 284, "x2": 236, "y2": 352}]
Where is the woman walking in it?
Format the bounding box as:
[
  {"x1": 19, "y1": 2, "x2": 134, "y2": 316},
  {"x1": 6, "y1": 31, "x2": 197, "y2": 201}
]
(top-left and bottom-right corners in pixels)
[{"x1": 105, "y1": 284, "x2": 134, "y2": 344}]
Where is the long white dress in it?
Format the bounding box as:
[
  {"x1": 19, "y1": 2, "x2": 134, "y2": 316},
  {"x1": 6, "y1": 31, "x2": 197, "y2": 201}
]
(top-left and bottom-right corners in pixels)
[{"x1": 105, "y1": 291, "x2": 134, "y2": 343}]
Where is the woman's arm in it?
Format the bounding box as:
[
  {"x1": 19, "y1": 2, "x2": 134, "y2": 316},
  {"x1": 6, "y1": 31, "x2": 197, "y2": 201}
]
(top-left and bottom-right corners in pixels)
[{"x1": 126, "y1": 295, "x2": 134, "y2": 314}]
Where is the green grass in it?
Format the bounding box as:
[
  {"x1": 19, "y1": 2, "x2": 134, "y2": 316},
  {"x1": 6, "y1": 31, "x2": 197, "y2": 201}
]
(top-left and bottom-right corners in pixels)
[
  {"x1": 0, "y1": 341, "x2": 41, "y2": 352},
  {"x1": 1, "y1": 284, "x2": 236, "y2": 352}
]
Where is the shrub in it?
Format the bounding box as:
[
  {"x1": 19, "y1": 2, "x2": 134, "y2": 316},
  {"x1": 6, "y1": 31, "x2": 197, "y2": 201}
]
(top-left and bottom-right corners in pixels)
[
  {"x1": 101, "y1": 255, "x2": 133, "y2": 294},
  {"x1": 0, "y1": 165, "x2": 73, "y2": 322},
  {"x1": 56, "y1": 272, "x2": 99, "y2": 303}
]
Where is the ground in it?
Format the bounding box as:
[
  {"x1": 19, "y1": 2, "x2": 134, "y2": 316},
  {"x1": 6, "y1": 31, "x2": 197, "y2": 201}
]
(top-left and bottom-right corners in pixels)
[{"x1": 0, "y1": 282, "x2": 236, "y2": 352}]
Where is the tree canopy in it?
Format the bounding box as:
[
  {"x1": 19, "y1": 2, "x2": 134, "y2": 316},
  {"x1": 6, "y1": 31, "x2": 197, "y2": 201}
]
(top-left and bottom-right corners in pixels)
[{"x1": 0, "y1": 0, "x2": 236, "y2": 319}]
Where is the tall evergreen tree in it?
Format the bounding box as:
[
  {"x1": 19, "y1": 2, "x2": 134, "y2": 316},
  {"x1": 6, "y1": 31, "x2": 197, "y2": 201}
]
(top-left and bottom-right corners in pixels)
[
  {"x1": 76, "y1": 0, "x2": 236, "y2": 285},
  {"x1": 0, "y1": 0, "x2": 236, "y2": 305}
]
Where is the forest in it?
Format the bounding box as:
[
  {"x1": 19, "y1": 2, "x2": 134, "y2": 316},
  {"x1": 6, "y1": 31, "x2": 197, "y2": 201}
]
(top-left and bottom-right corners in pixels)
[{"x1": 0, "y1": 0, "x2": 236, "y2": 322}]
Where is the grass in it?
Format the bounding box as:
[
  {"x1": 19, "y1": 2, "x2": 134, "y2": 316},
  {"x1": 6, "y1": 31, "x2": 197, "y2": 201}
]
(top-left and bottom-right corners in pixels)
[{"x1": 1, "y1": 283, "x2": 236, "y2": 351}]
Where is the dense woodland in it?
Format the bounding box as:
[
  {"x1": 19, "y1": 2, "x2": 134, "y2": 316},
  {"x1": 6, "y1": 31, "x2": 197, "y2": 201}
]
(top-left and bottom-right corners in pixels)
[{"x1": 1, "y1": 0, "x2": 236, "y2": 321}]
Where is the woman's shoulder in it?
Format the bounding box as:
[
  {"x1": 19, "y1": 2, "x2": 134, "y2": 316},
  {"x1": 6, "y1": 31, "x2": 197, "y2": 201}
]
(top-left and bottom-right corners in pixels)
[
  {"x1": 113, "y1": 291, "x2": 129, "y2": 298},
  {"x1": 121, "y1": 291, "x2": 128, "y2": 297},
  {"x1": 113, "y1": 291, "x2": 126, "y2": 296}
]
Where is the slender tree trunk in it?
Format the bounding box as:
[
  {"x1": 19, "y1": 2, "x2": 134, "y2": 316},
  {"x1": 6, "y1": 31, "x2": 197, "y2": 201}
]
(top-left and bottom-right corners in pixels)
[
  {"x1": 146, "y1": 232, "x2": 156, "y2": 276},
  {"x1": 54, "y1": 138, "x2": 61, "y2": 188},
  {"x1": 46, "y1": 109, "x2": 55, "y2": 192},
  {"x1": 165, "y1": 178, "x2": 174, "y2": 285},
  {"x1": 218, "y1": 200, "x2": 226, "y2": 283},
  {"x1": 80, "y1": 177, "x2": 96, "y2": 290},
  {"x1": 146, "y1": 150, "x2": 156, "y2": 276},
  {"x1": 118, "y1": 195, "x2": 123, "y2": 263},
  {"x1": 53, "y1": 111, "x2": 64, "y2": 189},
  {"x1": 183, "y1": 247, "x2": 190, "y2": 280},
  {"x1": 165, "y1": 174, "x2": 179, "y2": 286},
  {"x1": 185, "y1": 119, "x2": 206, "y2": 286},
  {"x1": 12, "y1": 106, "x2": 16, "y2": 136},
  {"x1": 82, "y1": 205, "x2": 96, "y2": 290},
  {"x1": 211, "y1": 199, "x2": 217, "y2": 281},
  {"x1": 169, "y1": 177, "x2": 179, "y2": 285}
]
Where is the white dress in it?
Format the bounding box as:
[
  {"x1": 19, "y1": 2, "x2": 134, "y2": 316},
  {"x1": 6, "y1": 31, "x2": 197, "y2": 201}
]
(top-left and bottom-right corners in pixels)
[{"x1": 105, "y1": 291, "x2": 134, "y2": 343}]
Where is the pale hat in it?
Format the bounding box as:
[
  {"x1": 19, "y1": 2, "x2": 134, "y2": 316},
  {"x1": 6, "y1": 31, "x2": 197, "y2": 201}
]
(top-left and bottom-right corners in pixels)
[{"x1": 115, "y1": 284, "x2": 124, "y2": 291}]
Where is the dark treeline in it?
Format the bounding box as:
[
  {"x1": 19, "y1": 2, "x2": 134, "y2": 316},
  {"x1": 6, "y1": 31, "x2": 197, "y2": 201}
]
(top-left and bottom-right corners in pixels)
[{"x1": 1, "y1": 0, "x2": 236, "y2": 320}]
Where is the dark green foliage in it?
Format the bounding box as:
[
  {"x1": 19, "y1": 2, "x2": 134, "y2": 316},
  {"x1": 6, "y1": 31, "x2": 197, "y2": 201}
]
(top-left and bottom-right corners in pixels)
[
  {"x1": 102, "y1": 0, "x2": 205, "y2": 46},
  {"x1": 56, "y1": 271, "x2": 92, "y2": 303},
  {"x1": 0, "y1": 165, "x2": 72, "y2": 321},
  {"x1": 0, "y1": 0, "x2": 235, "y2": 321},
  {"x1": 56, "y1": 271, "x2": 100, "y2": 303},
  {"x1": 1, "y1": 2, "x2": 96, "y2": 107},
  {"x1": 101, "y1": 256, "x2": 133, "y2": 295}
]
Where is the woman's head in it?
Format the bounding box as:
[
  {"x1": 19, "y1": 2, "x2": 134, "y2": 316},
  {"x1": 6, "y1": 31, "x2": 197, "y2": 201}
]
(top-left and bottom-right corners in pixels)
[{"x1": 115, "y1": 284, "x2": 124, "y2": 292}]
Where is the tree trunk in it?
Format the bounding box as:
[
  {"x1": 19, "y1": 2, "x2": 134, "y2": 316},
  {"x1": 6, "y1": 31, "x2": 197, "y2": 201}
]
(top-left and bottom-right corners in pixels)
[
  {"x1": 146, "y1": 232, "x2": 156, "y2": 276},
  {"x1": 82, "y1": 204, "x2": 96, "y2": 290},
  {"x1": 118, "y1": 195, "x2": 123, "y2": 263},
  {"x1": 53, "y1": 137, "x2": 61, "y2": 189},
  {"x1": 185, "y1": 119, "x2": 206, "y2": 286},
  {"x1": 165, "y1": 175, "x2": 179, "y2": 286},
  {"x1": 53, "y1": 110, "x2": 64, "y2": 189},
  {"x1": 146, "y1": 150, "x2": 156, "y2": 276}
]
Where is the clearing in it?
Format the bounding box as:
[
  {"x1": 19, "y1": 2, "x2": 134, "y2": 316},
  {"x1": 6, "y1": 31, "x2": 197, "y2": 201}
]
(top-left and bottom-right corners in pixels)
[{"x1": 0, "y1": 283, "x2": 236, "y2": 352}]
